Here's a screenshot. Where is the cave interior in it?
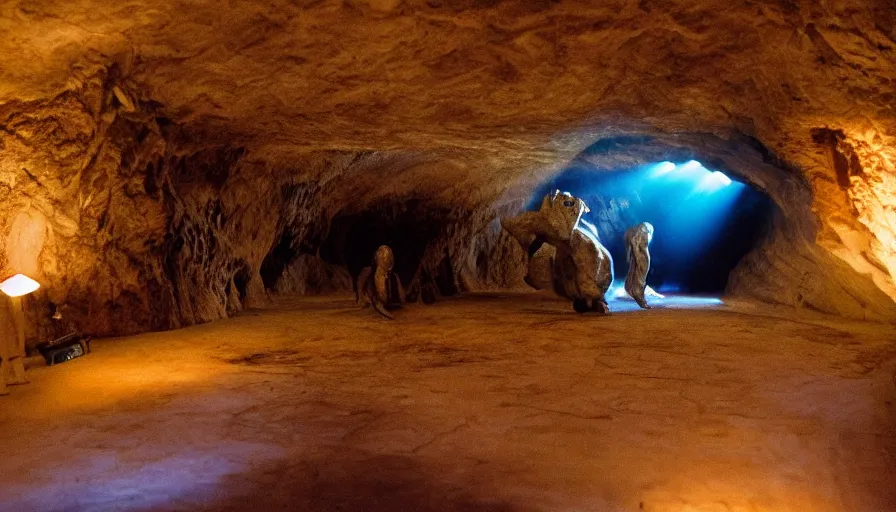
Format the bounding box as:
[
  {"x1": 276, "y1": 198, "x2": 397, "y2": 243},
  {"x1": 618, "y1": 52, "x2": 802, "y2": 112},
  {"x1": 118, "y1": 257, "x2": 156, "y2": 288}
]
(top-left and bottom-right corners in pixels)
[{"x1": 0, "y1": 1, "x2": 895, "y2": 511}]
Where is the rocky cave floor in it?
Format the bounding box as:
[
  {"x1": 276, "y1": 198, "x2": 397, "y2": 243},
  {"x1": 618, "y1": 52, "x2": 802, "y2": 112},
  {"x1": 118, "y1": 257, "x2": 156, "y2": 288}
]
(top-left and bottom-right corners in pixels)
[{"x1": 0, "y1": 294, "x2": 894, "y2": 512}]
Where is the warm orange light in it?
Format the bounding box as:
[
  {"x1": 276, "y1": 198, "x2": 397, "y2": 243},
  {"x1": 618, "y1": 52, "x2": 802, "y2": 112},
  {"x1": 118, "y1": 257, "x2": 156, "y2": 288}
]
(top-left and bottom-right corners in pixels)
[{"x1": 0, "y1": 274, "x2": 40, "y2": 297}]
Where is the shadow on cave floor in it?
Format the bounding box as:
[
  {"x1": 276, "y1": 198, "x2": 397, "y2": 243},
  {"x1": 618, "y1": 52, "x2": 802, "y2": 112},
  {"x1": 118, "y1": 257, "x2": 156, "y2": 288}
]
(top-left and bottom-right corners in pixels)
[
  {"x1": 263, "y1": 290, "x2": 722, "y2": 316},
  {"x1": 0, "y1": 295, "x2": 894, "y2": 512},
  {"x1": 189, "y1": 452, "x2": 519, "y2": 512}
]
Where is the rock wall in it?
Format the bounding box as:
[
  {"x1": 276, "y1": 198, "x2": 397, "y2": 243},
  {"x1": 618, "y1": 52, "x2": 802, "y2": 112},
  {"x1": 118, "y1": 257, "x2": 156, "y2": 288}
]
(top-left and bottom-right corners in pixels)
[
  {"x1": 1, "y1": 0, "x2": 895, "y2": 341},
  {"x1": 0, "y1": 72, "x2": 504, "y2": 340}
]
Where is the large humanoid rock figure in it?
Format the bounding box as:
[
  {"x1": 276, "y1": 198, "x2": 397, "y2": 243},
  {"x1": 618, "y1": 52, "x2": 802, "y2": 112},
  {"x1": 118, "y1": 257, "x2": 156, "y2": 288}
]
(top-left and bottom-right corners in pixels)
[
  {"x1": 502, "y1": 190, "x2": 614, "y2": 314},
  {"x1": 624, "y1": 222, "x2": 655, "y2": 309},
  {"x1": 356, "y1": 245, "x2": 404, "y2": 319}
]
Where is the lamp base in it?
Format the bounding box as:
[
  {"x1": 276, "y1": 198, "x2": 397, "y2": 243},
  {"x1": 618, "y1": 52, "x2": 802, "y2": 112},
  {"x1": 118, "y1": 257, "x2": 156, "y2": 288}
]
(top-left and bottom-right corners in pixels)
[
  {"x1": 0, "y1": 358, "x2": 27, "y2": 390},
  {"x1": 7, "y1": 357, "x2": 28, "y2": 385}
]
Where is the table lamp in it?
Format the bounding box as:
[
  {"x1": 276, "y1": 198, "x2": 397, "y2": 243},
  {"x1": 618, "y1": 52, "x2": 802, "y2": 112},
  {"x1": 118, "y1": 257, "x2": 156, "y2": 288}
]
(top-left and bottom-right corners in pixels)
[{"x1": 0, "y1": 274, "x2": 40, "y2": 395}]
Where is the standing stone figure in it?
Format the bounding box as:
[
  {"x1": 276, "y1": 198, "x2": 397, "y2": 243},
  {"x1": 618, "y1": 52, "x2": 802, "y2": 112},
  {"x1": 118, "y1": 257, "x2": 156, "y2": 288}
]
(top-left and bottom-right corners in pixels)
[
  {"x1": 356, "y1": 245, "x2": 404, "y2": 319},
  {"x1": 624, "y1": 222, "x2": 655, "y2": 309},
  {"x1": 501, "y1": 190, "x2": 614, "y2": 314}
]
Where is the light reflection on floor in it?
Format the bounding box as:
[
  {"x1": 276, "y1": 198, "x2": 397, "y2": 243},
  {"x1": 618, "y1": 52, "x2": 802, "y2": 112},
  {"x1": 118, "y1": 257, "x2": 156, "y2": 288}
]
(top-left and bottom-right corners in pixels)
[
  {"x1": 1, "y1": 407, "x2": 284, "y2": 511},
  {"x1": 6, "y1": 448, "x2": 267, "y2": 511},
  {"x1": 607, "y1": 286, "x2": 723, "y2": 313},
  {"x1": 0, "y1": 295, "x2": 893, "y2": 511}
]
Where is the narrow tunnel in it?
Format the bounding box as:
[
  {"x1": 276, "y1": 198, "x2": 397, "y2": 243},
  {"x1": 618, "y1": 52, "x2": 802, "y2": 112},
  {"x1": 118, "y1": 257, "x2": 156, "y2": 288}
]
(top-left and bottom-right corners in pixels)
[
  {"x1": 319, "y1": 200, "x2": 459, "y2": 300},
  {"x1": 530, "y1": 159, "x2": 775, "y2": 296},
  {"x1": 260, "y1": 231, "x2": 299, "y2": 291}
]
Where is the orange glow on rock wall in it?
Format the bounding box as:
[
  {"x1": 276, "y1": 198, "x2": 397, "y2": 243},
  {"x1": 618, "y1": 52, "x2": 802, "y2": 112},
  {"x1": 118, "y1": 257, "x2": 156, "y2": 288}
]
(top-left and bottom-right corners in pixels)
[
  {"x1": 846, "y1": 132, "x2": 896, "y2": 279},
  {"x1": 4, "y1": 209, "x2": 48, "y2": 279},
  {"x1": 813, "y1": 125, "x2": 896, "y2": 304}
]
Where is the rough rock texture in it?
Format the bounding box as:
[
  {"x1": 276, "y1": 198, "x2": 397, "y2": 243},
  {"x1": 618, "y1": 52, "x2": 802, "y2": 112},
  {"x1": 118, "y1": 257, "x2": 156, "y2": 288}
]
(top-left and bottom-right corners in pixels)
[
  {"x1": 1, "y1": 0, "x2": 895, "y2": 339},
  {"x1": 274, "y1": 255, "x2": 352, "y2": 297},
  {"x1": 1, "y1": 296, "x2": 895, "y2": 511}
]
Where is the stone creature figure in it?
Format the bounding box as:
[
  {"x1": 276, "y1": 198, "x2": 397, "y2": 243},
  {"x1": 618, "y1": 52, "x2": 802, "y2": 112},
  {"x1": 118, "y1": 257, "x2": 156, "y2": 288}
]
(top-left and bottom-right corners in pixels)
[
  {"x1": 356, "y1": 245, "x2": 404, "y2": 319},
  {"x1": 501, "y1": 190, "x2": 614, "y2": 314},
  {"x1": 624, "y1": 222, "x2": 655, "y2": 309}
]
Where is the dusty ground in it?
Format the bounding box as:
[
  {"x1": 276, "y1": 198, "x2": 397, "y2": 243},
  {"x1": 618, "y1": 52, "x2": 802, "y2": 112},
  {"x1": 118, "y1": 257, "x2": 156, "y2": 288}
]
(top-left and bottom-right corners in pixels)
[{"x1": 0, "y1": 293, "x2": 894, "y2": 512}]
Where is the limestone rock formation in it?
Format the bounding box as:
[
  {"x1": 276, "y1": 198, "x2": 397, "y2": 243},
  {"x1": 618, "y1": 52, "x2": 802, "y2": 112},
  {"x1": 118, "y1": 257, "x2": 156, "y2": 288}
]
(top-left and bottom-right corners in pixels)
[{"x1": 0, "y1": 0, "x2": 894, "y2": 341}]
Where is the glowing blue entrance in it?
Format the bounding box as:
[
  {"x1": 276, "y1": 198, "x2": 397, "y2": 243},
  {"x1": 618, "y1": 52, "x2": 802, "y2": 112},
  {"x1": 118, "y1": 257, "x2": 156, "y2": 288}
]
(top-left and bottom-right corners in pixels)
[{"x1": 529, "y1": 160, "x2": 771, "y2": 294}]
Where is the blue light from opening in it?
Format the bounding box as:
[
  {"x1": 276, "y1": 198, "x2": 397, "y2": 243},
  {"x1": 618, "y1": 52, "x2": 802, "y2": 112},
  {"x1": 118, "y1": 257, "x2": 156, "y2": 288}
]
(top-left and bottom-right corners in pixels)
[
  {"x1": 712, "y1": 171, "x2": 732, "y2": 186},
  {"x1": 653, "y1": 161, "x2": 676, "y2": 176},
  {"x1": 678, "y1": 160, "x2": 704, "y2": 172},
  {"x1": 648, "y1": 161, "x2": 744, "y2": 262},
  {"x1": 530, "y1": 158, "x2": 749, "y2": 294},
  {"x1": 648, "y1": 160, "x2": 735, "y2": 191}
]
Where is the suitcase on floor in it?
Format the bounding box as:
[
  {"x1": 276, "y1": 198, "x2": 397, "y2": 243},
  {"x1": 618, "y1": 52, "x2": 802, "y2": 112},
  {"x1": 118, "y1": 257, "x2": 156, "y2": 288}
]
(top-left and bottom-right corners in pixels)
[{"x1": 35, "y1": 333, "x2": 92, "y2": 366}]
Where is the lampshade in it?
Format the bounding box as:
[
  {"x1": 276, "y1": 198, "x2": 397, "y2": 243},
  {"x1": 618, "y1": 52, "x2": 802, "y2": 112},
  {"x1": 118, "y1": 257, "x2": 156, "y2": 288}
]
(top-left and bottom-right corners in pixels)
[{"x1": 0, "y1": 274, "x2": 40, "y2": 297}]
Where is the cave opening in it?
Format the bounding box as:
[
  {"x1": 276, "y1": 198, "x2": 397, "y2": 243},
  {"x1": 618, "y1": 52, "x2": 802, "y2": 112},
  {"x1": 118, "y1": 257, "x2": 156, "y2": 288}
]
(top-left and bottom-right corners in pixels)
[
  {"x1": 319, "y1": 201, "x2": 450, "y2": 292},
  {"x1": 530, "y1": 160, "x2": 774, "y2": 295},
  {"x1": 260, "y1": 230, "x2": 298, "y2": 290},
  {"x1": 232, "y1": 263, "x2": 252, "y2": 303}
]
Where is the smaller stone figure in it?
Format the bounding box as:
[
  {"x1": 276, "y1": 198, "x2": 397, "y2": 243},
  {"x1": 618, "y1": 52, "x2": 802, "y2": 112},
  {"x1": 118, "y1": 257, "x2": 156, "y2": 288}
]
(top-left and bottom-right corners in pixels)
[
  {"x1": 624, "y1": 222, "x2": 655, "y2": 309},
  {"x1": 356, "y1": 245, "x2": 404, "y2": 319}
]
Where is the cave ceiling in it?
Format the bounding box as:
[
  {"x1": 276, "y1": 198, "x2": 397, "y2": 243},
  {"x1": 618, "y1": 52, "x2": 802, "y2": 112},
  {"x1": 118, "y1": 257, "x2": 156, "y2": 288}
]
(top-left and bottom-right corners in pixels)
[{"x1": 2, "y1": 0, "x2": 893, "y2": 164}]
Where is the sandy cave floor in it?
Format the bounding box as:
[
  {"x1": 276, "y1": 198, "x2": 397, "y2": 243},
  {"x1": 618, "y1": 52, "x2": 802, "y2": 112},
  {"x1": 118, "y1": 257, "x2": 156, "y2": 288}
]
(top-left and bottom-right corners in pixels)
[{"x1": 0, "y1": 293, "x2": 895, "y2": 512}]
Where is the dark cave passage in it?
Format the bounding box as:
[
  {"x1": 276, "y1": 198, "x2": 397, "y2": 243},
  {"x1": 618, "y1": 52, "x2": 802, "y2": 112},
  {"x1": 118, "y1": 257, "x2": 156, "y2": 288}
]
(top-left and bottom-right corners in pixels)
[
  {"x1": 530, "y1": 160, "x2": 775, "y2": 295},
  {"x1": 260, "y1": 231, "x2": 298, "y2": 290},
  {"x1": 319, "y1": 200, "x2": 456, "y2": 295}
]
